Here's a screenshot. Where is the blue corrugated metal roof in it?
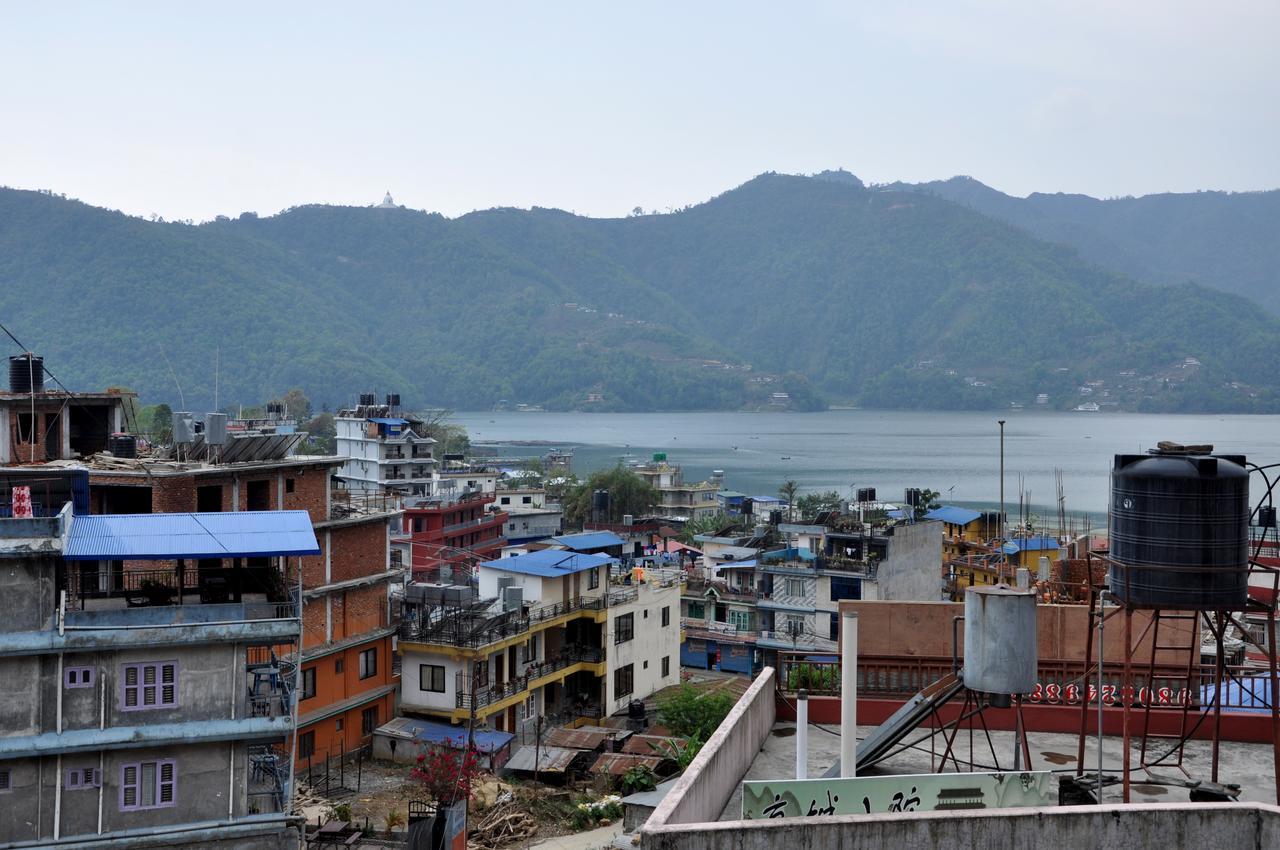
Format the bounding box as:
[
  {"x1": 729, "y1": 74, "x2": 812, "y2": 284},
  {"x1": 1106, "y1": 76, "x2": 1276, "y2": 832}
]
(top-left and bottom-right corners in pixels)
[
  {"x1": 717, "y1": 560, "x2": 758, "y2": 570},
  {"x1": 485, "y1": 549, "x2": 615, "y2": 578},
  {"x1": 1001, "y1": 536, "x2": 1061, "y2": 554},
  {"x1": 64, "y1": 511, "x2": 321, "y2": 561},
  {"x1": 550, "y1": 531, "x2": 623, "y2": 551},
  {"x1": 381, "y1": 717, "x2": 514, "y2": 753},
  {"x1": 368, "y1": 417, "x2": 409, "y2": 426},
  {"x1": 926, "y1": 506, "x2": 984, "y2": 525}
]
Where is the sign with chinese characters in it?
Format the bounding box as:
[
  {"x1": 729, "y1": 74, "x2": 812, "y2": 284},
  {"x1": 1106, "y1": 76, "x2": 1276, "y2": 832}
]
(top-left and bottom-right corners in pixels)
[{"x1": 742, "y1": 771, "x2": 1053, "y2": 819}]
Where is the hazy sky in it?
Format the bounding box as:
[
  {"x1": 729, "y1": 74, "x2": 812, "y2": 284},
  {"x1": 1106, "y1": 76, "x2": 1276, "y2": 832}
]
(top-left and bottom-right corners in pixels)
[{"x1": 3, "y1": 2, "x2": 1276, "y2": 221}]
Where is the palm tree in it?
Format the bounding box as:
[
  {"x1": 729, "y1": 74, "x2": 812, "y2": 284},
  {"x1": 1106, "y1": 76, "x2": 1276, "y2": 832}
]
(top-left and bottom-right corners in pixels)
[{"x1": 778, "y1": 479, "x2": 800, "y2": 521}]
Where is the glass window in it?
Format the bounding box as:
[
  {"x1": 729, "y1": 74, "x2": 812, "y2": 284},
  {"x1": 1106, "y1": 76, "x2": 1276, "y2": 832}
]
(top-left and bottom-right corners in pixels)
[
  {"x1": 362, "y1": 705, "x2": 379, "y2": 735},
  {"x1": 661, "y1": 606, "x2": 670, "y2": 627},
  {"x1": 301, "y1": 667, "x2": 316, "y2": 700},
  {"x1": 615, "y1": 664, "x2": 634, "y2": 699},
  {"x1": 359, "y1": 648, "x2": 377, "y2": 680},
  {"x1": 299, "y1": 731, "x2": 315, "y2": 760},
  {"x1": 661, "y1": 656, "x2": 670, "y2": 677},
  {"x1": 588, "y1": 568, "x2": 599, "y2": 590},
  {"x1": 615, "y1": 613, "x2": 634, "y2": 644},
  {"x1": 688, "y1": 601, "x2": 705, "y2": 619},
  {"x1": 421, "y1": 664, "x2": 446, "y2": 693}
]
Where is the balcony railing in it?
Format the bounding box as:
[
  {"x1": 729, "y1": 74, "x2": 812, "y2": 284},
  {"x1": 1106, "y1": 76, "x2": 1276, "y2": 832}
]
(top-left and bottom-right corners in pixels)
[
  {"x1": 330, "y1": 489, "x2": 400, "y2": 520},
  {"x1": 457, "y1": 644, "x2": 606, "y2": 709},
  {"x1": 399, "y1": 594, "x2": 607, "y2": 648},
  {"x1": 60, "y1": 566, "x2": 299, "y2": 628},
  {"x1": 443, "y1": 513, "x2": 504, "y2": 535}
]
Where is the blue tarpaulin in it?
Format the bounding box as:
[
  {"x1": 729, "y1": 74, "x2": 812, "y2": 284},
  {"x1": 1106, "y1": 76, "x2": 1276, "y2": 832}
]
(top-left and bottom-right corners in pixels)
[
  {"x1": 64, "y1": 511, "x2": 321, "y2": 560},
  {"x1": 1201, "y1": 677, "x2": 1273, "y2": 714}
]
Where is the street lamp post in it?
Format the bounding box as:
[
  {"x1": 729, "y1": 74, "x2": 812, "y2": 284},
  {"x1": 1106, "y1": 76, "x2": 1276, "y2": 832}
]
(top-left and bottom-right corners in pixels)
[{"x1": 998, "y1": 420, "x2": 1006, "y2": 573}]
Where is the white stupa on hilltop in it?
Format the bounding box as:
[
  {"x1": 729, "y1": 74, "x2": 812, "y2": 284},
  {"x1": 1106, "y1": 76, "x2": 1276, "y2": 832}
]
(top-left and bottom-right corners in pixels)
[{"x1": 377, "y1": 191, "x2": 397, "y2": 208}]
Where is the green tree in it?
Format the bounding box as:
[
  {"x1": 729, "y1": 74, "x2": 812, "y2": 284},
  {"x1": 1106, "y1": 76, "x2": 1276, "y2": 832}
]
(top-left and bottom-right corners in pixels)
[
  {"x1": 796, "y1": 490, "x2": 843, "y2": 519},
  {"x1": 677, "y1": 512, "x2": 736, "y2": 544},
  {"x1": 914, "y1": 488, "x2": 941, "y2": 518},
  {"x1": 147, "y1": 403, "x2": 173, "y2": 444},
  {"x1": 562, "y1": 465, "x2": 659, "y2": 526},
  {"x1": 300, "y1": 411, "x2": 336, "y2": 454},
  {"x1": 657, "y1": 684, "x2": 734, "y2": 741}
]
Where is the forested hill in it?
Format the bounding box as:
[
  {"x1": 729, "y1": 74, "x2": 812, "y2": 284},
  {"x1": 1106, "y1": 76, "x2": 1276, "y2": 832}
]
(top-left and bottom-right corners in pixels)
[
  {"x1": 888, "y1": 176, "x2": 1280, "y2": 313},
  {"x1": 2, "y1": 172, "x2": 1280, "y2": 413}
]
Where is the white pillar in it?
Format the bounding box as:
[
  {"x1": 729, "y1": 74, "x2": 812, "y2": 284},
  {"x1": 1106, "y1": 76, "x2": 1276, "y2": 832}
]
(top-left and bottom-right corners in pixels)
[
  {"x1": 795, "y1": 689, "x2": 809, "y2": 780},
  {"x1": 841, "y1": 611, "x2": 858, "y2": 777}
]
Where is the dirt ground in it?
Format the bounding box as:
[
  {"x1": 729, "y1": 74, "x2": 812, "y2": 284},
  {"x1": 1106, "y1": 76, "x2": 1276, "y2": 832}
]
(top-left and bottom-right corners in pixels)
[{"x1": 295, "y1": 759, "x2": 613, "y2": 846}]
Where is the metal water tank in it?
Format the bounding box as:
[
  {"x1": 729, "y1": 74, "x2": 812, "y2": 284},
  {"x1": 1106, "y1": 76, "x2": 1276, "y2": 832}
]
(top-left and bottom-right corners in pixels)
[
  {"x1": 963, "y1": 585, "x2": 1037, "y2": 696},
  {"x1": 9, "y1": 354, "x2": 44, "y2": 393},
  {"x1": 1108, "y1": 449, "x2": 1249, "y2": 609},
  {"x1": 172, "y1": 411, "x2": 195, "y2": 443},
  {"x1": 204, "y1": 413, "x2": 228, "y2": 446}
]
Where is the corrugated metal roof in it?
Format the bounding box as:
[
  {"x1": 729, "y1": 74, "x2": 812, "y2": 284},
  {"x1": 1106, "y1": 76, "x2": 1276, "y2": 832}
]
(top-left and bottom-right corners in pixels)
[
  {"x1": 483, "y1": 549, "x2": 615, "y2": 578},
  {"x1": 550, "y1": 531, "x2": 624, "y2": 551},
  {"x1": 368, "y1": 417, "x2": 409, "y2": 426},
  {"x1": 1001, "y1": 536, "x2": 1062, "y2": 554},
  {"x1": 64, "y1": 511, "x2": 321, "y2": 560},
  {"x1": 374, "y1": 717, "x2": 513, "y2": 754},
  {"x1": 589, "y1": 752, "x2": 665, "y2": 776},
  {"x1": 544, "y1": 727, "x2": 631, "y2": 751},
  {"x1": 925, "y1": 506, "x2": 984, "y2": 525},
  {"x1": 620, "y1": 735, "x2": 682, "y2": 756},
  {"x1": 504, "y1": 744, "x2": 581, "y2": 773}
]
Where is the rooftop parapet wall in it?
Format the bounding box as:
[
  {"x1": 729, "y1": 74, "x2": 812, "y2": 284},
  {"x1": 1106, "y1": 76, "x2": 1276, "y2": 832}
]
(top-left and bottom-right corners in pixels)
[
  {"x1": 643, "y1": 667, "x2": 776, "y2": 829},
  {"x1": 642, "y1": 802, "x2": 1280, "y2": 850}
]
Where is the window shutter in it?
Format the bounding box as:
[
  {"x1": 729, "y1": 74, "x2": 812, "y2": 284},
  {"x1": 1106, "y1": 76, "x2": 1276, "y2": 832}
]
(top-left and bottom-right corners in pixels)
[
  {"x1": 121, "y1": 765, "x2": 138, "y2": 808},
  {"x1": 89, "y1": 768, "x2": 101, "y2": 787},
  {"x1": 161, "y1": 664, "x2": 177, "y2": 706},
  {"x1": 124, "y1": 666, "x2": 138, "y2": 708},
  {"x1": 158, "y1": 761, "x2": 175, "y2": 804},
  {"x1": 67, "y1": 769, "x2": 81, "y2": 788},
  {"x1": 0, "y1": 770, "x2": 10, "y2": 791},
  {"x1": 142, "y1": 664, "x2": 157, "y2": 706}
]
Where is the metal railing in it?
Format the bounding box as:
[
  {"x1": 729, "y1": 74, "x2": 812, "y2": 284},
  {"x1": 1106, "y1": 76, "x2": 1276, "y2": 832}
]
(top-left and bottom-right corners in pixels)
[
  {"x1": 399, "y1": 594, "x2": 607, "y2": 648},
  {"x1": 456, "y1": 645, "x2": 606, "y2": 709},
  {"x1": 776, "y1": 652, "x2": 1278, "y2": 711},
  {"x1": 442, "y1": 513, "x2": 504, "y2": 535},
  {"x1": 329, "y1": 489, "x2": 401, "y2": 520}
]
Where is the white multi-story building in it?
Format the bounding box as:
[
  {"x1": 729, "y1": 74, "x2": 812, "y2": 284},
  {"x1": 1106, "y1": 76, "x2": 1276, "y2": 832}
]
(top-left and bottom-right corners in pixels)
[
  {"x1": 334, "y1": 401, "x2": 437, "y2": 496},
  {"x1": 631, "y1": 455, "x2": 720, "y2": 521},
  {"x1": 497, "y1": 489, "x2": 564, "y2": 545},
  {"x1": 397, "y1": 551, "x2": 681, "y2": 741}
]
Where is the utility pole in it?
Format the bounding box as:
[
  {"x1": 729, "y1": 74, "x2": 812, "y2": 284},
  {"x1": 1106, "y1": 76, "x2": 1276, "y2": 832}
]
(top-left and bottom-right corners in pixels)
[
  {"x1": 998, "y1": 419, "x2": 1007, "y2": 574},
  {"x1": 533, "y1": 713, "x2": 543, "y2": 784}
]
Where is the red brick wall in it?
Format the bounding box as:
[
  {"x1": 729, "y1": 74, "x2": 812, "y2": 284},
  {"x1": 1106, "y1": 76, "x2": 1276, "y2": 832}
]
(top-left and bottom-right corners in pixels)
[
  {"x1": 329, "y1": 521, "x2": 387, "y2": 584},
  {"x1": 8, "y1": 409, "x2": 49, "y2": 464},
  {"x1": 282, "y1": 467, "x2": 329, "y2": 524},
  {"x1": 151, "y1": 476, "x2": 197, "y2": 514}
]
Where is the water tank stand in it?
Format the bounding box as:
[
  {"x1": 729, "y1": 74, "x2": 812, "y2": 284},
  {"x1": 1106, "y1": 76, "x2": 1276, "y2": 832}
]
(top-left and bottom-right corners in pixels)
[
  {"x1": 1073, "y1": 551, "x2": 1280, "y2": 805},
  {"x1": 934, "y1": 689, "x2": 1033, "y2": 775}
]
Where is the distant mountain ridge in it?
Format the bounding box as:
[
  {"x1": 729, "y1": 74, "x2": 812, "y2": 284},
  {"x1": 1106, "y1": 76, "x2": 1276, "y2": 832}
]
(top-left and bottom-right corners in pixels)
[
  {"x1": 1, "y1": 171, "x2": 1279, "y2": 413},
  {"x1": 887, "y1": 175, "x2": 1280, "y2": 313}
]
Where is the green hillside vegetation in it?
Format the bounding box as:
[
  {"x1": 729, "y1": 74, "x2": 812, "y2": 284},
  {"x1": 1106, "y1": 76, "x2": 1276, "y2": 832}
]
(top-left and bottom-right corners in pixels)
[
  {"x1": 1, "y1": 173, "x2": 1279, "y2": 413},
  {"x1": 891, "y1": 175, "x2": 1280, "y2": 314}
]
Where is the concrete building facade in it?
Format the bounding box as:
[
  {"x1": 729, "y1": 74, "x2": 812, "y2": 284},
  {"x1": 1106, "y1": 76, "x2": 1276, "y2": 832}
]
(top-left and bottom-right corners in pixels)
[{"x1": 0, "y1": 502, "x2": 310, "y2": 849}]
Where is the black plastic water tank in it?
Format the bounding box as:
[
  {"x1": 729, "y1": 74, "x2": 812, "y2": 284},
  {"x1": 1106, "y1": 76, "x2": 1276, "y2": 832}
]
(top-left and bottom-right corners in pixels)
[
  {"x1": 1108, "y1": 450, "x2": 1250, "y2": 609},
  {"x1": 9, "y1": 354, "x2": 44, "y2": 394},
  {"x1": 592, "y1": 489, "x2": 610, "y2": 512},
  {"x1": 108, "y1": 434, "x2": 137, "y2": 459}
]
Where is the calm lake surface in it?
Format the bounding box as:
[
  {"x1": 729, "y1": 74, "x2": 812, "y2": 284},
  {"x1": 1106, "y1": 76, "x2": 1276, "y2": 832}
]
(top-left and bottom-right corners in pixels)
[{"x1": 454, "y1": 410, "x2": 1280, "y2": 521}]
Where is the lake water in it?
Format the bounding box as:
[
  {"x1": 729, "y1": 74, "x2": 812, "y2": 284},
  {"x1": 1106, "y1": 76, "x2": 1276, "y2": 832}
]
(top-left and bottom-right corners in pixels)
[{"x1": 454, "y1": 410, "x2": 1280, "y2": 521}]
